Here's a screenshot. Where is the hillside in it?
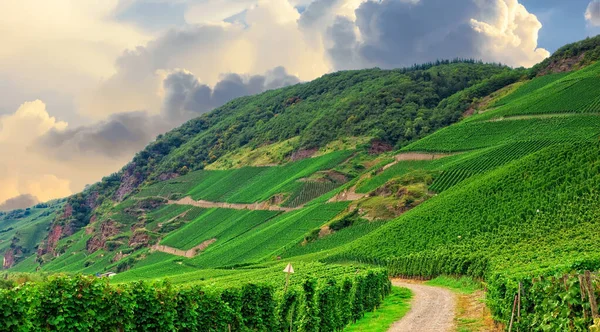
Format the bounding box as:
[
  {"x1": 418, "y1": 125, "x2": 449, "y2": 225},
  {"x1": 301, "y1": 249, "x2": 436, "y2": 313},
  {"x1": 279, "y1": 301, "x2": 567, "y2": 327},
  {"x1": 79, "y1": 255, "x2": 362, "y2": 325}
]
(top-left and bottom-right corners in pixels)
[
  {"x1": 26, "y1": 60, "x2": 515, "y2": 265},
  {"x1": 3, "y1": 35, "x2": 600, "y2": 330}
]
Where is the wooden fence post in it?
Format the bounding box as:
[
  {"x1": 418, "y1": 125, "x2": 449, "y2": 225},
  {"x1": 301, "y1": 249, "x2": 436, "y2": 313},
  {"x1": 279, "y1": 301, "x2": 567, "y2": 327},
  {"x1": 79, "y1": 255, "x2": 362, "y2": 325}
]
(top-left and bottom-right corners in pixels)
[
  {"x1": 509, "y1": 294, "x2": 518, "y2": 332},
  {"x1": 517, "y1": 282, "x2": 522, "y2": 321},
  {"x1": 579, "y1": 274, "x2": 588, "y2": 321},
  {"x1": 585, "y1": 271, "x2": 599, "y2": 319}
]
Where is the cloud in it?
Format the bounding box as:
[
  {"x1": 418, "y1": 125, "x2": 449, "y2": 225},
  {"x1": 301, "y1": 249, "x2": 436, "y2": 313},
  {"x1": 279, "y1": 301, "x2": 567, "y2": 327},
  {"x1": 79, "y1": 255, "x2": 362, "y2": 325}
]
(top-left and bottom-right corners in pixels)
[
  {"x1": 0, "y1": 194, "x2": 39, "y2": 212},
  {"x1": 586, "y1": 0, "x2": 600, "y2": 26},
  {"x1": 326, "y1": 0, "x2": 548, "y2": 70},
  {"x1": 82, "y1": 0, "x2": 327, "y2": 120},
  {"x1": 37, "y1": 111, "x2": 171, "y2": 161},
  {"x1": 0, "y1": 101, "x2": 73, "y2": 204},
  {"x1": 163, "y1": 66, "x2": 300, "y2": 120},
  {"x1": 34, "y1": 66, "x2": 299, "y2": 166},
  {"x1": 0, "y1": 1, "x2": 149, "y2": 124}
]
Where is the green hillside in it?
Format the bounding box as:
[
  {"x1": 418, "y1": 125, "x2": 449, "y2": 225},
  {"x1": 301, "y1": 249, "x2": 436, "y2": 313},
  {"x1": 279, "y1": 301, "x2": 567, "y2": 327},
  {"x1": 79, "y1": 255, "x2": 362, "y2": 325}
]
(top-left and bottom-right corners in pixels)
[{"x1": 3, "y1": 35, "x2": 600, "y2": 331}]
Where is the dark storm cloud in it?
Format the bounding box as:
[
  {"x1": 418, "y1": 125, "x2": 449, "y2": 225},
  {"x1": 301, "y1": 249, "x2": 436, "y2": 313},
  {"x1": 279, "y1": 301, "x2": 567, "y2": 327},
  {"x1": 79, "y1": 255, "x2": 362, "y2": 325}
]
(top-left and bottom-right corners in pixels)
[
  {"x1": 298, "y1": 0, "x2": 338, "y2": 29},
  {"x1": 0, "y1": 194, "x2": 39, "y2": 211},
  {"x1": 37, "y1": 67, "x2": 299, "y2": 159},
  {"x1": 163, "y1": 66, "x2": 300, "y2": 121},
  {"x1": 37, "y1": 111, "x2": 170, "y2": 160},
  {"x1": 327, "y1": 0, "x2": 486, "y2": 70}
]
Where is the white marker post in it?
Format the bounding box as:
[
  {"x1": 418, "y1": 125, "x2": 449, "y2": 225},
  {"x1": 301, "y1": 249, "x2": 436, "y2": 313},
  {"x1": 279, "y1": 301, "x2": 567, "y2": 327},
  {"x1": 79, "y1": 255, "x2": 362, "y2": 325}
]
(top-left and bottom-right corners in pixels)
[{"x1": 283, "y1": 263, "x2": 294, "y2": 292}]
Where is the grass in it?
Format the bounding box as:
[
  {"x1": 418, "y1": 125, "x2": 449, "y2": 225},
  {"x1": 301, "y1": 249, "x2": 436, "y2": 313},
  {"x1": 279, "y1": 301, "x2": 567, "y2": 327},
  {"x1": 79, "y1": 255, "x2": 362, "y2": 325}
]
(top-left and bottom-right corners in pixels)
[
  {"x1": 425, "y1": 275, "x2": 482, "y2": 294},
  {"x1": 344, "y1": 286, "x2": 412, "y2": 332}
]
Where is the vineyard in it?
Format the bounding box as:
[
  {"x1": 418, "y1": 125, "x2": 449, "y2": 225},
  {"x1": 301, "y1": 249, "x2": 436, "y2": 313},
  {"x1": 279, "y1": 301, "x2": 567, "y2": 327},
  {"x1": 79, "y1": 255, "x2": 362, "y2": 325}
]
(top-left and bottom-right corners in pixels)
[
  {"x1": 490, "y1": 72, "x2": 569, "y2": 107},
  {"x1": 160, "y1": 209, "x2": 280, "y2": 250},
  {"x1": 136, "y1": 150, "x2": 351, "y2": 205},
  {"x1": 0, "y1": 269, "x2": 391, "y2": 331},
  {"x1": 188, "y1": 202, "x2": 350, "y2": 268},
  {"x1": 473, "y1": 61, "x2": 600, "y2": 121},
  {"x1": 329, "y1": 141, "x2": 600, "y2": 329},
  {"x1": 429, "y1": 140, "x2": 555, "y2": 192},
  {"x1": 404, "y1": 115, "x2": 600, "y2": 152}
]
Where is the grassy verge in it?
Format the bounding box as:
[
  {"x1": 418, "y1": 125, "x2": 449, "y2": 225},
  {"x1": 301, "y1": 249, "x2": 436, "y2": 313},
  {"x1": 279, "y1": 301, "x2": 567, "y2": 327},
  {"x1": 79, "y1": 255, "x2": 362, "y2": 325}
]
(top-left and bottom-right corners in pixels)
[
  {"x1": 425, "y1": 275, "x2": 482, "y2": 294},
  {"x1": 426, "y1": 276, "x2": 499, "y2": 332},
  {"x1": 344, "y1": 286, "x2": 412, "y2": 331}
]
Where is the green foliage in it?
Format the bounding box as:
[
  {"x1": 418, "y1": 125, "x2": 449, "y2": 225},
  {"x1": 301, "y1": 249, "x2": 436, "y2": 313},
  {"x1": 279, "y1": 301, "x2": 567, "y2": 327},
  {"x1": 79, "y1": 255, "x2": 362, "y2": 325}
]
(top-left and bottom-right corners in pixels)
[
  {"x1": 344, "y1": 286, "x2": 412, "y2": 332},
  {"x1": 0, "y1": 270, "x2": 390, "y2": 331},
  {"x1": 491, "y1": 72, "x2": 569, "y2": 107},
  {"x1": 405, "y1": 115, "x2": 600, "y2": 152},
  {"x1": 161, "y1": 208, "x2": 279, "y2": 250},
  {"x1": 530, "y1": 34, "x2": 600, "y2": 76},
  {"x1": 188, "y1": 202, "x2": 349, "y2": 267},
  {"x1": 425, "y1": 275, "x2": 482, "y2": 294}
]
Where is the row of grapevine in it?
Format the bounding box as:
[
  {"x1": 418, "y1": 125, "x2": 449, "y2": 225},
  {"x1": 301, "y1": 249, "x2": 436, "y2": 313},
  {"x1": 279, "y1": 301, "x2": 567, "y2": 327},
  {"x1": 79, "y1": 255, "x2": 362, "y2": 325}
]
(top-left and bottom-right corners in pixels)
[
  {"x1": 137, "y1": 150, "x2": 351, "y2": 205},
  {"x1": 491, "y1": 72, "x2": 569, "y2": 108},
  {"x1": 283, "y1": 182, "x2": 341, "y2": 208},
  {"x1": 429, "y1": 169, "x2": 476, "y2": 192},
  {"x1": 429, "y1": 140, "x2": 554, "y2": 192},
  {"x1": 404, "y1": 115, "x2": 600, "y2": 152},
  {"x1": 488, "y1": 272, "x2": 600, "y2": 331},
  {"x1": 0, "y1": 270, "x2": 390, "y2": 331}
]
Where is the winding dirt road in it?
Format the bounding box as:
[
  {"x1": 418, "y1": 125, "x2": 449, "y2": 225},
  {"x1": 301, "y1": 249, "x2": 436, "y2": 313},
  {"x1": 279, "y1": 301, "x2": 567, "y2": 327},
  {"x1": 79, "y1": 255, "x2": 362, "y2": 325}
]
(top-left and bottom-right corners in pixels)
[{"x1": 388, "y1": 280, "x2": 456, "y2": 332}]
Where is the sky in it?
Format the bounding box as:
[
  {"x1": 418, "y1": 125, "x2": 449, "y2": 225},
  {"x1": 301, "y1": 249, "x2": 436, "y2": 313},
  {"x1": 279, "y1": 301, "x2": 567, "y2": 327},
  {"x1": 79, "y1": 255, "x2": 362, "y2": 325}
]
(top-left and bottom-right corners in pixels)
[{"x1": 0, "y1": 0, "x2": 599, "y2": 210}]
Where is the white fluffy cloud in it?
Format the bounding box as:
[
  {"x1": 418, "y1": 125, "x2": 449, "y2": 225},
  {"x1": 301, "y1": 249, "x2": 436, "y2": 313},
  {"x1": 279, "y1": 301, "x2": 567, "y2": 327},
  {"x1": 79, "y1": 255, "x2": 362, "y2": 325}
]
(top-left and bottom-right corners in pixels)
[
  {"x1": 470, "y1": 0, "x2": 550, "y2": 67},
  {"x1": 0, "y1": 101, "x2": 72, "y2": 204},
  {"x1": 0, "y1": 1, "x2": 149, "y2": 121},
  {"x1": 325, "y1": 0, "x2": 549, "y2": 69},
  {"x1": 586, "y1": 0, "x2": 600, "y2": 26}
]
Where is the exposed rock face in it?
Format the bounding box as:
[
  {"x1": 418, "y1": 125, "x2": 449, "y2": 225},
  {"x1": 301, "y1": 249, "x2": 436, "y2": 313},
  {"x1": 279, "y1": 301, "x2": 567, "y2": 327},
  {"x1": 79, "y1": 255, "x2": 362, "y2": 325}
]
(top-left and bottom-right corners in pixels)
[
  {"x1": 85, "y1": 191, "x2": 99, "y2": 210},
  {"x1": 40, "y1": 224, "x2": 64, "y2": 256},
  {"x1": 62, "y1": 204, "x2": 73, "y2": 219},
  {"x1": 114, "y1": 163, "x2": 143, "y2": 202},
  {"x1": 538, "y1": 53, "x2": 585, "y2": 76},
  {"x1": 369, "y1": 140, "x2": 393, "y2": 154},
  {"x1": 3, "y1": 249, "x2": 15, "y2": 269},
  {"x1": 290, "y1": 148, "x2": 317, "y2": 161},
  {"x1": 128, "y1": 230, "x2": 151, "y2": 248},
  {"x1": 86, "y1": 220, "x2": 120, "y2": 253},
  {"x1": 158, "y1": 172, "x2": 179, "y2": 181}
]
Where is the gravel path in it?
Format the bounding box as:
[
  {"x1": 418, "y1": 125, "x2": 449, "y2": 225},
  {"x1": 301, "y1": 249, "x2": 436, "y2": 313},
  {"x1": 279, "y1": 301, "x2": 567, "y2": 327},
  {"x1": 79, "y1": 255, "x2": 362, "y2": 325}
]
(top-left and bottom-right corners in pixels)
[{"x1": 388, "y1": 280, "x2": 456, "y2": 332}]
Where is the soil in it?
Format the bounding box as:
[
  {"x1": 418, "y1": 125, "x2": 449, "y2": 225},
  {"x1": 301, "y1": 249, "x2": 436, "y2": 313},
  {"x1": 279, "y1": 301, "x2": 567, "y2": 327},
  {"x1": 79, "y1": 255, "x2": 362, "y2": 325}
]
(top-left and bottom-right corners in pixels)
[
  {"x1": 388, "y1": 280, "x2": 456, "y2": 332},
  {"x1": 151, "y1": 238, "x2": 217, "y2": 258},
  {"x1": 170, "y1": 196, "x2": 297, "y2": 212}
]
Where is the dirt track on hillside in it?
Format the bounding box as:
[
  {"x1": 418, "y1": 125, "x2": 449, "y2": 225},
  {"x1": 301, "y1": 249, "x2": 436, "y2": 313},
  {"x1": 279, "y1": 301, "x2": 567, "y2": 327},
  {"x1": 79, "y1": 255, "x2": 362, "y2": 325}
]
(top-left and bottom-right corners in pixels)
[
  {"x1": 169, "y1": 196, "x2": 297, "y2": 212},
  {"x1": 388, "y1": 280, "x2": 456, "y2": 332}
]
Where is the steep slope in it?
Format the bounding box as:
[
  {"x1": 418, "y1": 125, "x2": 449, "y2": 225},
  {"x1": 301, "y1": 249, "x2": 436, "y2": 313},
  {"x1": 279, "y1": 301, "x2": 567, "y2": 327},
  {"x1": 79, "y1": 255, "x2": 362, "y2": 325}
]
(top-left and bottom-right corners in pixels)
[{"x1": 4, "y1": 60, "x2": 514, "y2": 269}]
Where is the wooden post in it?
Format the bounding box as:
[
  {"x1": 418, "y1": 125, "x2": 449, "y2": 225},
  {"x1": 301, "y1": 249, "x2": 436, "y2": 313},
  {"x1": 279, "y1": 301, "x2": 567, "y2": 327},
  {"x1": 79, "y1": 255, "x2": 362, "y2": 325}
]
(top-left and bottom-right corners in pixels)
[
  {"x1": 564, "y1": 275, "x2": 574, "y2": 331},
  {"x1": 585, "y1": 271, "x2": 599, "y2": 319},
  {"x1": 283, "y1": 263, "x2": 294, "y2": 292},
  {"x1": 289, "y1": 303, "x2": 294, "y2": 332},
  {"x1": 508, "y1": 294, "x2": 518, "y2": 332},
  {"x1": 579, "y1": 274, "x2": 588, "y2": 321},
  {"x1": 228, "y1": 324, "x2": 231, "y2": 332},
  {"x1": 517, "y1": 282, "x2": 522, "y2": 321}
]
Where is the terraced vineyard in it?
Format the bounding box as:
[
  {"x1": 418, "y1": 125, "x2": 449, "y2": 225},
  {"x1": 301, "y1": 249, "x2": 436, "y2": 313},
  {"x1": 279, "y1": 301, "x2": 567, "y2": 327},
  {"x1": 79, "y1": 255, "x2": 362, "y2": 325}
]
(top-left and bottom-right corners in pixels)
[
  {"x1": 429, "y1": 140, "x2": 555, "y2": 191},
  {"x1": 474, "y1": 62, "x2": 600, "y2": 121},
  {"x1": 160, "y1": 209, "x2": 280, "y2": 250},
  {"x1": 405, "y1": 115, "x2": 600, "y2": 152},
  {"x1": 137, "y1": 150, "x2": 351, "y2": 204},
  {"x1": 188, "y1": 202, "x2": 349, "y2": 267},
  {"x1": 490, "y1": 72, "x2": 569, "y2": 107}
]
